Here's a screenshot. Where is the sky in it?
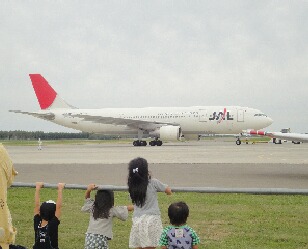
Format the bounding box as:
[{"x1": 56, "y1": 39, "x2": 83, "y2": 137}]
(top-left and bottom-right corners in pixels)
[{"x1": 1, "y1": 1, "x2": 307, "y2": 133}]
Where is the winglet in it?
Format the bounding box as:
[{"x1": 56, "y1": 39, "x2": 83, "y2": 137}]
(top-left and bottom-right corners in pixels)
[{"x1": 29, "y1": 74, "x2": 57, "y2": 109}]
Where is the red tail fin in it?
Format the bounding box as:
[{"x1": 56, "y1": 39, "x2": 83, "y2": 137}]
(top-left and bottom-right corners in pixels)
[{"x1": 29, "y1": 74, "x2": 57, "y2": 109}]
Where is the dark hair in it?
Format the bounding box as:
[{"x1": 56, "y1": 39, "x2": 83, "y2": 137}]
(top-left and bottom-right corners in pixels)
[
  {"x1": 93, "y1": 190, "x2": 114, "y2": 220},
  {"x1": 168, "y1": 202, "x2": 189, "y2": 226},
  {"x1": 40, "y1": 202, "x2": 56, "y2": 221},
  {"x1": 127, "y1": 157, "x2": 149, "y2": 207}
]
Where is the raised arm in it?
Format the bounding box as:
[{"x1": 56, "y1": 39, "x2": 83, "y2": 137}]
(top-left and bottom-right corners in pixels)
[
  {"x1": 85, "y1": 184, "x2": 97, "y2": 199},
  {"x1": 55, "y1": 183, "x2": 65, "y2": 219},
  {"x1": 34, "y1": 182, "x2": 44, "y2": 215}
]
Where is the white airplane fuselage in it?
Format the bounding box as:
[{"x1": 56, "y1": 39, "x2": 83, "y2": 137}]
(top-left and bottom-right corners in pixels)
[{"x1": 43, "y1": 106, "x2": 272, "y2": 136}]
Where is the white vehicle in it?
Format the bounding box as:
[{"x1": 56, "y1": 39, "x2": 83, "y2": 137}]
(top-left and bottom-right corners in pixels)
[
  {"x1": 10, "y1": 74, "x2": 273, "y2": 146},
  {"x1": 249, "y1": 130, "x2": 308, "y2": 144}
]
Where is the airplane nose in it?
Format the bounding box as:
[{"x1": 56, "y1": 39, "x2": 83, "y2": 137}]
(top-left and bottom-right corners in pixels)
[{"x1": 267, "y1": 117, "x2": 273, "y2": 126}]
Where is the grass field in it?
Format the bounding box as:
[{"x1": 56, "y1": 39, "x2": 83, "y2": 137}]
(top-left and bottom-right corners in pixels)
[{"x1": 8, "y1": 187, "x2": 308, "y2": 249}]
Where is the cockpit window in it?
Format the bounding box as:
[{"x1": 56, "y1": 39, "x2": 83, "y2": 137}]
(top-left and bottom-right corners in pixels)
[{"x1": 254, "y1": 114, "x2": 267, "y2": 117}]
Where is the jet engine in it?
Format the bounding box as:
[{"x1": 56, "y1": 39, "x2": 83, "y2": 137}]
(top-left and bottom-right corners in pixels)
[{"x1": 150, "y1": 125, "x2": 182, "y2": 141}]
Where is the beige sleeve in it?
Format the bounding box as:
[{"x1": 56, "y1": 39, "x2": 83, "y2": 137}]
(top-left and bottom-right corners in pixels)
[{"x1": 0, "y1": 144, "x2": 17, "y2": 246}]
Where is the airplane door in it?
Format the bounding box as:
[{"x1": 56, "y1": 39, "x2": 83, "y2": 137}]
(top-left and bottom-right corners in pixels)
[
  {"x1": 237, "y1": 109, "x2": 244, "y2": 122},
  {"x1": 199, "y1": 109, "x2": 207, "y2": 122}
]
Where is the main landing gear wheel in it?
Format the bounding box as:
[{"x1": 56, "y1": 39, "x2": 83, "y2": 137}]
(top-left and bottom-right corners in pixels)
[
  {"x1": 149, "y1": 140, "x2": 163, "y2": 146},
  {"x1": 133, "y1": 140, "x2": 147, "y2": 146}
]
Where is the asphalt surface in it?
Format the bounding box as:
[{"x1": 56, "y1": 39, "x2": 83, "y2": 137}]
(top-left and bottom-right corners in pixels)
[{"x1": 6, "y1": 141, "x2": 308, "y2": 189}]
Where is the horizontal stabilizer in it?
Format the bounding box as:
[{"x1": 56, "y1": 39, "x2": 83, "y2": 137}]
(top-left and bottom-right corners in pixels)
[{"x1": 9, "y1": 110, "x2": 55, "y2": 121}]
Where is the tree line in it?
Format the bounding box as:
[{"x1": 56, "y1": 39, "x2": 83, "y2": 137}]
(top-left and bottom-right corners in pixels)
[{"x1": 0, "y1": 131, "x2": 123, "y2": 140}]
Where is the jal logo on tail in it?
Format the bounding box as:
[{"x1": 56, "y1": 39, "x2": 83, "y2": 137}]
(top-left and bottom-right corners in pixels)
[{"x1": 209, "y1": 108, "x2": 233, "y2": 123}]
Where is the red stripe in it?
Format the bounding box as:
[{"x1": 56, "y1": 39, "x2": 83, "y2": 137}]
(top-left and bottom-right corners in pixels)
[
  {"x1": 257, "y1": 131, "x2": 266, "y2": 135},
  {"x1": 250, "y1": 130, "x2": 266, "y2": 136}
]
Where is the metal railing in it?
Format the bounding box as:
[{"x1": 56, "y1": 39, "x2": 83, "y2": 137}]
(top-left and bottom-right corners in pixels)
[{"x1": 11, "y1": 182, "x2": 308, "y2": 195}]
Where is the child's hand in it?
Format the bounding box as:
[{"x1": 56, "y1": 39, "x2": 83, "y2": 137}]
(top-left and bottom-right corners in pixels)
[
  {"x1": 127, "y1": 205, "x2": 134, "y2": 212},
  {"x1": 87, "y1": 184, "x2": 97, "y2": 191},
  {"x1": 58, "y1": 183, "x2": 65, "y2": 190},
  {"x1": 36, "y1": 182, "x2": 44, "y2": 189}
]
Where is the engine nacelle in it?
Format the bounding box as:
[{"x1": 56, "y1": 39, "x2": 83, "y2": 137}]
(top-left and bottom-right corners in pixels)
[{"x1": 150, "y1": 125, "x2": 181, "y2": 141}]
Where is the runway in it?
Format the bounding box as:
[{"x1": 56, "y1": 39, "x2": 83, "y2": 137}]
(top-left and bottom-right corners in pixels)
[{"x1": 5, "y1": 141, "x2": 308, "y2": 189}]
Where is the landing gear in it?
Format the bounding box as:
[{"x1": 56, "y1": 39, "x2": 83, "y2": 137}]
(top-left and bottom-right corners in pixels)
[
  {"x1": 235, "y1": 133, "x2": 242, "y2": 145},
  {"x1": 132, "y1": 140, "x2": 163, "y2": 146},
  {"x1": 133, "y1": 129, "x2": 147, "y2": 146},
  {"x1": 273, "y1": 138, "x2": 282, "y2": 144},
  {"x1": 149, "y1": 139, "x2": 163, "y2": 146},
  {"x1": 133, "y1": 140, "x2": 147, "y2": 146},
  {"x1": 132, "y1": 130, "x2": 163, "y2": 147}
]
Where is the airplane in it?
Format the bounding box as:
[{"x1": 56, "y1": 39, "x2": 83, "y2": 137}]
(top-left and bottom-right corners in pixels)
[
  {"x1": 10, "y1": 74, "x2": 273, "y2": 146},
  {"x1": 249, "y1": 130, "x2": 308, "y2": 144}
]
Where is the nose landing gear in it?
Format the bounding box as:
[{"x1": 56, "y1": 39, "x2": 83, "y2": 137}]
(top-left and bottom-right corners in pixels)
[{"x1": 236, "y1": 138, "x2": 241, "y2": 145}]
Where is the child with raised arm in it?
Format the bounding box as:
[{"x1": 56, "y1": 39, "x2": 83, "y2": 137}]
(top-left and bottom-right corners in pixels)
[
  {"x1": 128, "y1": 157, "x2": 172, "y2": 249},
  {"x1": 81, "y1": 184, "x2": 133, "y2": 249},
  {"x1": 159, "y1": 201, "x2": 200, "y2": 249},
  {"x1": 33, "y1": 182, "x2": 65, "y2": 249}
]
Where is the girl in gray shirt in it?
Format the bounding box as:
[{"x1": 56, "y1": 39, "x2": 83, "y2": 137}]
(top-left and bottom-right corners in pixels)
[
  {"x1": 81, "y1": 184, "x2": 133, "y2": 249},
  {"x1": 127, "y1": 157, "x2": 172, "y2": 249}
]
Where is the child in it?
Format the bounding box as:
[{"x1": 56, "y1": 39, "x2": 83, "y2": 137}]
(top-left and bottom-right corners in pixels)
[
  {"x1": 33, "y1": 182, "x2": 65, "y2": 249},
  {"x1": 81, "y1": 184, "x2": 133, "y2": 249},
  {"x1": 159, "y1": 202, "x2": 200, "y2": 249},
  {"x1": 128, "y1": 157, "x2": 172, "y2": 249}
]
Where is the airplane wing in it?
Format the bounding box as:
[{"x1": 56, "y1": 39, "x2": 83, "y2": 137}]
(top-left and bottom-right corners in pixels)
[
  {"x1": 9, "y1": 110, "x2": 55, "y2": 121},
  {"x1": 249, "y1": 130, "x2": 308, "y2": 143},
  {"x1": 72, "y1": 114, "x2": 180, "y2": 131}
]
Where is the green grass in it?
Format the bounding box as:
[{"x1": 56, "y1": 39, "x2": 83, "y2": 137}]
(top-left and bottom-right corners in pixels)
[{"x1": 8, "y1": 188, "x2": 308, "y2": 249}]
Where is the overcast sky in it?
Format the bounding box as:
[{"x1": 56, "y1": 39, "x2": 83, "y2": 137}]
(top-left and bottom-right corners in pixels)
[{"x1": 1, "y1": 1, "x2": 307, "y2": 133}]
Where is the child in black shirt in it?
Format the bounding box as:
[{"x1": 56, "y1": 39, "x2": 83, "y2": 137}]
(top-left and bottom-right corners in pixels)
[{"x1": 33, "y1": 182, "x2": 65, "y2": 249}]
